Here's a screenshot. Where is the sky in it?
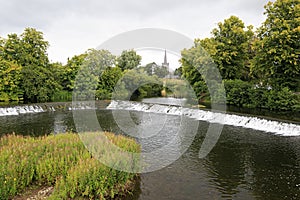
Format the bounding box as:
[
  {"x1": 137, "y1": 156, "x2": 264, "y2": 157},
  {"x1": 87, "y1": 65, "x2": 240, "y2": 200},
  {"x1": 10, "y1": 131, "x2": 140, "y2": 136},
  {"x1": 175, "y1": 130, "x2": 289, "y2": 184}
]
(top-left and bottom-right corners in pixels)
[{"x1": 0, "y1": 0, "x2": 270, "y2": 68}]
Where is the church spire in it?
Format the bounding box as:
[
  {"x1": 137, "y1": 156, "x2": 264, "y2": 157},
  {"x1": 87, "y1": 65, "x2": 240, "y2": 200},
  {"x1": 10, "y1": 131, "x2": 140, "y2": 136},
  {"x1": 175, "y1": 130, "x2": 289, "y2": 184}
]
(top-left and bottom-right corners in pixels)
[
  {"x1": 162, "y1": 49, "x2": 170, "y2": 78},
  {"x1": 162, "y1": 49, "x2": 169, "y2": 67},
  {"x1": 164, "y1": 49, "x2": 168, "y2": 64}
]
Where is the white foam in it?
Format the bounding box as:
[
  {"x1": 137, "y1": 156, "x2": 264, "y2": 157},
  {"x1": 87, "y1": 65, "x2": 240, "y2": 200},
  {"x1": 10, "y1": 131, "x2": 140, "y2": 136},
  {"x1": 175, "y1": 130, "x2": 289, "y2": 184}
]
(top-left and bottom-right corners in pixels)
[
  {"x1": 0, "y1": 105, "x2": 45, "y2": 116},
  {"x1": 107, "y1": 100, "x2": 300, "y2": 136},
  {"x1": 69, "y1": 105, "x2": 95, "y2": 110}
]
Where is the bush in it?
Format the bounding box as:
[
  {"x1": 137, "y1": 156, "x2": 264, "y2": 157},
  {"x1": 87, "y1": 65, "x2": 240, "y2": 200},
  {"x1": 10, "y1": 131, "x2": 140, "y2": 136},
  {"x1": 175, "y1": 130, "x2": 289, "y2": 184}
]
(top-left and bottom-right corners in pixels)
[
  {"x1": 0, "y1": 92, "x2": 9, "y2": 102},
  {"x1": 223, "y1": 80, "x2": 300, "y2": 111},
  {"x1": 139, "y1": 83, "x2": 163, "y2": 99},
  {"x1": 52, "y1": 90, "x2": 72, "y2": 102},
  {"x1": 191, "y1": 79, "x2": 300, "y2": 111},
  {"x1": 224, "y1": 80, "x2": 252, "y2": 107},
  {"x1": 165, "y1": 79, "x2": 202, "y2": 99},
  {"x1": 265, "y1": 87, "x2": 300, "y2": 111}
]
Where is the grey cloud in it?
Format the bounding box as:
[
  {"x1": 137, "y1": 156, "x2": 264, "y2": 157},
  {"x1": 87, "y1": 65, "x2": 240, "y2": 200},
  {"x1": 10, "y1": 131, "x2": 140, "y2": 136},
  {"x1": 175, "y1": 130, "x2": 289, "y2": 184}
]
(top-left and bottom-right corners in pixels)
[
  {"x1": 234, "y1": 0, "x2": 268, "y2": 12},
  {"x1": 0, "y1": 0, "x2": 73, "y2": 31},
  {"x1": 0, "y1": 0, "x2": 228, "y2": 32},
  {"x1": 0, "y1": 0, "x2": 270, "y2": 62}
]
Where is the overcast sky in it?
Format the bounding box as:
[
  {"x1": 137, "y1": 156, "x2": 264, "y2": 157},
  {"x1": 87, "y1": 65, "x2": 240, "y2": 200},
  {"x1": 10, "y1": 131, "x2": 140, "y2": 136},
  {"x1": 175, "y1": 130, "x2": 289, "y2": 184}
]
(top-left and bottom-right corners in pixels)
[{"x1": 0, "y1": 0, "x2": 270, "y2": 66}]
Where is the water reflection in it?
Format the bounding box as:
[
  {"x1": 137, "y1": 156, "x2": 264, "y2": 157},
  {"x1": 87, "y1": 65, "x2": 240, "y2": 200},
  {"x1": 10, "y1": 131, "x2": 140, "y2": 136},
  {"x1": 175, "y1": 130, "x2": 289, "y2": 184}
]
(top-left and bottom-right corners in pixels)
[
  {"x1": 203, "y1": 126, "x2": 300, "y2": 200},
  {"x1": 0, "y1": 112, "x2": 55, "y2": 136},
  {"x1": 1, "y1": 106, "x2": 300, "y2": 199}
]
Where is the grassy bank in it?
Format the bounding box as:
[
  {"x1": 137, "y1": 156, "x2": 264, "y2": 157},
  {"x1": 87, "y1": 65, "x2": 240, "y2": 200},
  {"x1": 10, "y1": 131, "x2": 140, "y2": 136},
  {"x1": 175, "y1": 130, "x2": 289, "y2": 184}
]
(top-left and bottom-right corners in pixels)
[{"x1": 0, "y1": 132, "x2": 140, "y2": 199}]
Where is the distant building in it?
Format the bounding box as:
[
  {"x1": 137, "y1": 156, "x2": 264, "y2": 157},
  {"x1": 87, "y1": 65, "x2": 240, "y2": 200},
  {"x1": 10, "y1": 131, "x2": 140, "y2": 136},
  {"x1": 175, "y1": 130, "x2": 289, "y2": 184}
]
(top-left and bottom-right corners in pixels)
[
  {"x1": 162, "y1": 50, "x2": 170, "y2": 78},
  {"x1": 162, "y1": 49, "x2": 169, "y2": 71},
  {"x1": 162, "y1": 50, "x2": 179, "y2": 79}
]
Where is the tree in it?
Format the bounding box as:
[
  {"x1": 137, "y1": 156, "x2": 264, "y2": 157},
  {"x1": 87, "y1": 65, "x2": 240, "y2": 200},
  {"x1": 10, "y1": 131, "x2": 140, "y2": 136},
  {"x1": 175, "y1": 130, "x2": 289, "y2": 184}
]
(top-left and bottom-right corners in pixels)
[
  {"x1": 1, "y1": 33, "x2": 23, "y2": 63},
  {"x1": 118, "y1": 69, "x2": 162, "y2": 100},
  {"x1": 0, "y1": 58, "x2": 22, "y2": 101},
  {"x1": 141, "y1": 62, "x2": 169, "y2": 78},
  {"x1": 251, "y1": 0, "x2": 300, "y2": 91},
  {"x1": 84, "y1": 49, "x2": 116, "y2": 74},
  {"x1": 154, "y1": 65, "x2": 169, "y2": 78},
  {"x1": 1, "y1": 28, "x2": 60, "y2": 102},
  {"x1": 73, "y1": 49, "x2": 116, "y2": 100},
  {"x1": 96, "y1": 66, "x2": 123, "y2": 99},
  {"x1": 211, "y1": 16, "x2": 254, "y2": 80},
  {"x1": 143, "y1": 62, "x2": 157, "y2": 75},
  {"x1": 0, "y1": 37, "x2": 3, "y2": 53},
  {"x1": 59, "y1": 53, "x2": 87, "y2": 91},
  {"x1": 195, "y1": 37, "x2": 217, "y2": 58},
  {"x1": 22, "y1": 65, "x2": 60, "y2": 102},
  {"x1": 117, "y1": 50, "x2": 141, "y2": 71},
  {"x1": 181, "y1": 42, "x2": 220, "y2": 100},
  {"x1": 21, "y1": 28, "x2": 60, "y2": 102},
  {"x1": 174, "y1": 67, "x2": 182, "y2": 77}
]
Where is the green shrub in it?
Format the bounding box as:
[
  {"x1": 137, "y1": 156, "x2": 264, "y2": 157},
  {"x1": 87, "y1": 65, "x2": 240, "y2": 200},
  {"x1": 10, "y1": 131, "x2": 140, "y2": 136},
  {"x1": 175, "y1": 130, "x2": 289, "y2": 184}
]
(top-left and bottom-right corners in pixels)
[
  {"x1": 52, "y1": 90, "x2": 72, "y2": 102},
  {"x1": 265, "y1": 87, "x2": 300, "y2": 111},
  {"x1": 224, "y1": 80, "x2": 300, "y2": 111},
  {"x1": 193, "y1": 79, "x2": 300, "y2": 111},
  {"x1": 224, "y1": 80, "x2": 252, "y2": 107},
  {"x1": 164, "y1": 79, "x2": 202, "y2": 99},
  {"x1": 0, "y1": 92, "x2": 9, "y2": 102}
]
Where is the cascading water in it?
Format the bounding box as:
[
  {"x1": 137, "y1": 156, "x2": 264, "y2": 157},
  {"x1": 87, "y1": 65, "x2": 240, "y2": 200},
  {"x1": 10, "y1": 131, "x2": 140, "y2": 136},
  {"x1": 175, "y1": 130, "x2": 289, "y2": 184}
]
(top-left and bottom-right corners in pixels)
[
  {"x1": 107, "y1": 100, "x2": 300, "y2": 136},
  {"x1": 0, "y1": 102, "x2": 96, "y2": 117},
  {"x1": 0, "y1": 105, "x2": 46, "y2": 116},
  {"x1": 1, "y1": 100, "x2": 299, "y2": 136}
]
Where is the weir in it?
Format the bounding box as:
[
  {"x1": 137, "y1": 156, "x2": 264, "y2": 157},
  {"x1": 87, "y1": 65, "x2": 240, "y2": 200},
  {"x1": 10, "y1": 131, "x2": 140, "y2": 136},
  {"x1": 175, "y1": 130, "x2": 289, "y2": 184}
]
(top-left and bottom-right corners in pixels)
[
  {"x1": 1, "y1": 100, "x2": 299, "y2": 136},
  {"x1": 107, "y1": 100, "x2": 300, "y2": 136},
  {"x1": 0, "y1": 105, "x2": 47, "y2": 116},
  {"x1": 0, "y1": 102, "x2": 96, "y2": 116}
]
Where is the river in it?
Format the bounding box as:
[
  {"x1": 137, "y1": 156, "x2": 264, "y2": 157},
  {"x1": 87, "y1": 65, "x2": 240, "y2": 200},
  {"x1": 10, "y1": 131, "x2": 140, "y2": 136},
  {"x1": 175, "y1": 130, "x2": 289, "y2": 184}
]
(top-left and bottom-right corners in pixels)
[{"x1": 0, "y1": 98, "x2": 300, "y2": 199}]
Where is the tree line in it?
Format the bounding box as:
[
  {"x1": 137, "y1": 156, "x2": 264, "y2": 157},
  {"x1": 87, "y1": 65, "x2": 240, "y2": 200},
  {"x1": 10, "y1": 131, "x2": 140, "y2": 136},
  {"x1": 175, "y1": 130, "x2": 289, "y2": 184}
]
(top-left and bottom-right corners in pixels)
[
  {"x1": 0, "y1": 29, "x2": 162, "y2": 103},
  {"x1": 179, "y1": 0, "x2": 299, "y2": 110},
  {"x1": 0, "y1": 0, "x2": 299, "y2": 111}
]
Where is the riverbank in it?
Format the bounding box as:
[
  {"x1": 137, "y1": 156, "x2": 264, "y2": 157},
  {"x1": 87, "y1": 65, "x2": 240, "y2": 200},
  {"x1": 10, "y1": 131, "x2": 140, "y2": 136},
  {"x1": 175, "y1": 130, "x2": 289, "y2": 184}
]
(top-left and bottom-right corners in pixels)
[{"x1": 0, "y1": 132, "x2": 140, "y2": 199}]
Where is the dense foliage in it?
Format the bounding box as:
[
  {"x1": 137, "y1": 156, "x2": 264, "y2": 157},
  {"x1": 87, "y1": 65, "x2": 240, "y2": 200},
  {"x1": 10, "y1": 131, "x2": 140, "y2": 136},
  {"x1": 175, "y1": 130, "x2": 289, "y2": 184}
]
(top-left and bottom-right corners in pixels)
[
  {"x1": 251, "y1": 0, "x2": 300, "y2": 91},
  {"x1": 117, "y1": 49, "x2": 142, "y2": 71},
  {"x1": 0, "y1": 59, "x2": 22, "y2": 101},
  {"x1": 141, "y1": 62, "x2": 169, "y2": 78},
  {"x1": 73, "y1": 49, "x2": 116, "y2": 100},
  {"x1": 96, "y1": 66, "x2": 124, "y2": 100},
  {"x1": 0, "y1": 30, "x2": 157, "y2": 102},
  {"x1": 224, "y1": 80, "x2": 300, "y2": 110},
  {"x1": 210, "y1": 16, "x2": 254, "y2": 80},
  {"x1": 119, "y1": 69, "x2": 163, "y2": 100},
  {"x1": 0, "y1": 28, "x2": 60, "y2": 102},
  {"x1": 0, "y1": 0, "x2": 298, "y2": 111},
  {"x1": 180, "y1": 0, "x2": 300, "y2": 110},
  {"x1": 0, "y1": 132, "x2": 140, "y2": 199}
]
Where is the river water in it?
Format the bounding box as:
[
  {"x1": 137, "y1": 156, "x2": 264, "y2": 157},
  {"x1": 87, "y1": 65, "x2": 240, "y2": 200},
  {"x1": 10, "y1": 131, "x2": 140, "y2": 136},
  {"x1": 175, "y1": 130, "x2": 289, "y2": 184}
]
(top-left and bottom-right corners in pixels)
[{"x1": 1, "y1": 99, "x2": 300, "y2": 199}]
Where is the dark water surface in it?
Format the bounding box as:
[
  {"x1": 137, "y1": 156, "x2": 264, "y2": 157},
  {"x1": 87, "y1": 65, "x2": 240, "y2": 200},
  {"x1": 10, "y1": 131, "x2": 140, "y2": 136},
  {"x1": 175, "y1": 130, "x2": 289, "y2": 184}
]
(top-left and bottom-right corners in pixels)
[{"x1": 1, "y1": 101, "x2": 300, "y2": 199}]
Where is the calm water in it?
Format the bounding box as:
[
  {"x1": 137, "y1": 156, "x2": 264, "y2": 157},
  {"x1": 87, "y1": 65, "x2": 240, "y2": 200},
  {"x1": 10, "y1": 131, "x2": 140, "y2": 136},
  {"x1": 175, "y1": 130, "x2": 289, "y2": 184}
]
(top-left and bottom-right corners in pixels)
[{"x1": 1, "y1": 101, "x2": 300, "y2": 199}]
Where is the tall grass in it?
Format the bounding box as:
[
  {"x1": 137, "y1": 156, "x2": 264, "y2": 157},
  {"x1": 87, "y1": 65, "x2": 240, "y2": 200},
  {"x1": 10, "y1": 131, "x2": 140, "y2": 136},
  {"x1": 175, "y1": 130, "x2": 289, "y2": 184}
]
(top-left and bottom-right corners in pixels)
[{"x1": 0, "y1": 132, "x2": 140, "y2": 199}]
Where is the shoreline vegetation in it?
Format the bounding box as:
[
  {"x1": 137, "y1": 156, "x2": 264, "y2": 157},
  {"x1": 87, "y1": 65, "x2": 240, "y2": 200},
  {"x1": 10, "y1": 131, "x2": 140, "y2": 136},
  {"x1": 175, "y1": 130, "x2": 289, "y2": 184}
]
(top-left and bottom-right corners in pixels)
[{"x1": 0, "y1": 132, "x2": 140, "y2": 199}]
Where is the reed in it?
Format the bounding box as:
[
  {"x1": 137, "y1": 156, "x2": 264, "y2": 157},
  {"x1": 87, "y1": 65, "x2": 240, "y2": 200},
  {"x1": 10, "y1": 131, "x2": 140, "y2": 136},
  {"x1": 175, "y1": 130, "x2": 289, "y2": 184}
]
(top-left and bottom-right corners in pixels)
[{"x1": 0, "y1": 132, "x2": 140, "y2": 199}]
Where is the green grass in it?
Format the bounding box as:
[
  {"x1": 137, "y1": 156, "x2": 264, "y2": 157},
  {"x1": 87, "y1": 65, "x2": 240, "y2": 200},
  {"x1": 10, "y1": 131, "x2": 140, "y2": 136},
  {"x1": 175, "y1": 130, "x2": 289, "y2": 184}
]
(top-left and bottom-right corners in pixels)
[{"x1": 0, "y1": 132, "x2": 140, "y2": 199}]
